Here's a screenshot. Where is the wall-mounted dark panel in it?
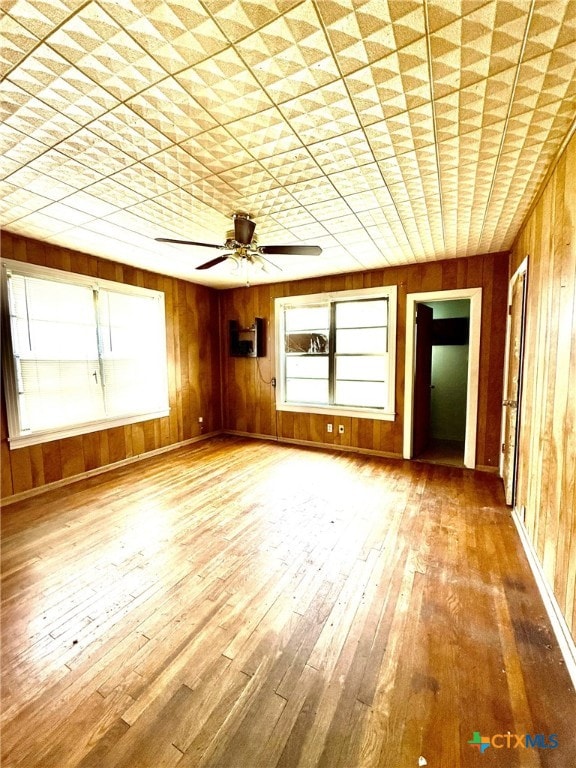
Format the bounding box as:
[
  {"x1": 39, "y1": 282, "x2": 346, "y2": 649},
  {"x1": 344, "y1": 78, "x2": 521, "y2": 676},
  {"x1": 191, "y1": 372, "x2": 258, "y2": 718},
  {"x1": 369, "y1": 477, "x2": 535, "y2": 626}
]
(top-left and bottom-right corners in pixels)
[
  {"x1": 431, "y1": 317, "x2": 469, "y2": 345},
  {"x1": 230, "y1": 317, "x2": 264, "y2": 357}
]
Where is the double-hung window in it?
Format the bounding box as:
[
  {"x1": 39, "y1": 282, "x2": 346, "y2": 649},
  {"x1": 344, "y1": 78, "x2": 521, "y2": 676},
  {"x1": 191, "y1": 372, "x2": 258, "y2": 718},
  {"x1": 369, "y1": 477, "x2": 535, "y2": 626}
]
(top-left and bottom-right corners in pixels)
[
  {"x1": 276, "y1": 286, "x2": 397, "y2": 420},
  {"x1": 1, "y1": 260, "x2": 169, "y2": 448}
]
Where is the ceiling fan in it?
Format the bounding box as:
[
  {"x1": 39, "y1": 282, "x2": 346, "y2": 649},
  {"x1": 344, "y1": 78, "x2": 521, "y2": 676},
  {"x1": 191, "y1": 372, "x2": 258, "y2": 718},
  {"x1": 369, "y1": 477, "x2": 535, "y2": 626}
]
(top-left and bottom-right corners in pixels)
[{"x1": 155, "y1": 212, "x2": 322, "y2": 273}]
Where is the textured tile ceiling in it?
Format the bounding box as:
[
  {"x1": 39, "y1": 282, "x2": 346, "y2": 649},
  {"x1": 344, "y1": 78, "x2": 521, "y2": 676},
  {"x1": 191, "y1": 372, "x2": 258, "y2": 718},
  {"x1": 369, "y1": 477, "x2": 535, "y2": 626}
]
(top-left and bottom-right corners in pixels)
[{"x1": 1, "y1": 0, "x2": 575, "y2": 288}]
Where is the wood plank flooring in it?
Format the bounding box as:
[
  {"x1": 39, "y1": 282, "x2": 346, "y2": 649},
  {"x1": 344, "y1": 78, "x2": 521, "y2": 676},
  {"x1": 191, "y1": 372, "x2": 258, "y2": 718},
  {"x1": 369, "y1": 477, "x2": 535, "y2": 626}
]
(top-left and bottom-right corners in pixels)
[{"x1": 1, "y1": 436, "x2": 575, "y2": 768}]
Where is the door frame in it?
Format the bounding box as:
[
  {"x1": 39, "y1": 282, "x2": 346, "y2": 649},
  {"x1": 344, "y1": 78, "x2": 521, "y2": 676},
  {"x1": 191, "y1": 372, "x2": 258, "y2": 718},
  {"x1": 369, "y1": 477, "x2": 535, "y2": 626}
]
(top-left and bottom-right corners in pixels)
[
  {"x1": 403, "y1": 287, "x2": 482, "y2": 469},
  {"x1": 500, "y1": 256, "x2": 528, "y2": 499}
]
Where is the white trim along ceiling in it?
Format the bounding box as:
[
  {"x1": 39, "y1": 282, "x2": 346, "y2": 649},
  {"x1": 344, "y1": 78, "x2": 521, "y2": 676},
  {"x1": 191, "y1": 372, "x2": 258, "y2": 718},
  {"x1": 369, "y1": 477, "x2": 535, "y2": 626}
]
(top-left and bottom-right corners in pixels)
[{"x1": 1, "y1": 1, "x2": 575, "y2": 288}]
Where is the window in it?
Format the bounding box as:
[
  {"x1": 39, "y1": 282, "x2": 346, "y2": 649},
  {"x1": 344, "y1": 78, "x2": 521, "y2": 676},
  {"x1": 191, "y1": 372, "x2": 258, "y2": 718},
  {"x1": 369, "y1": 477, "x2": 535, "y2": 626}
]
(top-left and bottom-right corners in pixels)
[
  {"x1": 1, "y1": 260, "x2": 169, "y2": 448},
  {"x1": 276, "y1": 285, "x2": 397, "y2": 420}
]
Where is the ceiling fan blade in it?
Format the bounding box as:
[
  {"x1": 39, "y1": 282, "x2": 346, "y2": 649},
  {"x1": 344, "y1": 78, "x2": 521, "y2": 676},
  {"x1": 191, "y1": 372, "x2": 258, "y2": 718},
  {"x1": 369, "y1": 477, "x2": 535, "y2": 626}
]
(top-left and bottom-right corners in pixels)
[
  {"x1": 234, "y1": 215, "x2": 256, "y2": 245},
  {"x1": 259, "y1": 244, "x2": 322, "y2": 256},
  {"x1": 196, "y1": 254, "x2": 230, "y2": 270},
  {"x1": 155, "y1": 237, "x2": 222, "y2": 249}
]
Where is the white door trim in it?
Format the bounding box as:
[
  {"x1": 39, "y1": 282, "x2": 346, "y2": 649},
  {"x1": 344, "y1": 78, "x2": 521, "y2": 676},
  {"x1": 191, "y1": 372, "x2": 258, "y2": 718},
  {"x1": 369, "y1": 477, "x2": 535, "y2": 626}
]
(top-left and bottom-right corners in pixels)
[{"x1": 403, "y1": 287, "x2": 483, "y2": 469}]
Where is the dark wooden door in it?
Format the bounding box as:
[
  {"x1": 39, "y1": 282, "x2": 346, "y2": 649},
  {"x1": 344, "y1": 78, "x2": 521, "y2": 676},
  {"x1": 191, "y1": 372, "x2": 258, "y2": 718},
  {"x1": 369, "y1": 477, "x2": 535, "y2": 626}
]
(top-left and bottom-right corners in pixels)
[
  {"x1": 412, "y1": 303, "x2": 433, "y2": 457},
  {"x1": 503, "y1": 267, "x2": 528, "y2": 505}
]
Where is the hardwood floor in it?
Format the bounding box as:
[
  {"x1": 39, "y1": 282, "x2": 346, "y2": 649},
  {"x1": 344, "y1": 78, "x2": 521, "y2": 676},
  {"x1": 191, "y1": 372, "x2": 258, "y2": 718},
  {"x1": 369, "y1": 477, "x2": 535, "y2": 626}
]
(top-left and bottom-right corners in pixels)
[
  {"x1": 1, "y1": 436, "x2": 574, "y2": 767},
  {"x1": 413, "y1": 438, "x2": 465, "y2": 467}
]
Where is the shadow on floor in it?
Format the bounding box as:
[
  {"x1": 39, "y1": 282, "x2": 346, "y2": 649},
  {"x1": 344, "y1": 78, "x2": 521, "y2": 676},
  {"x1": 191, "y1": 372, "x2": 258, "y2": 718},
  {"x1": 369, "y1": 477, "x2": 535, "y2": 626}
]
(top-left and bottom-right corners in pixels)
[{"x1": 415, "y1": 438, "x2": 465, "y2": 467}]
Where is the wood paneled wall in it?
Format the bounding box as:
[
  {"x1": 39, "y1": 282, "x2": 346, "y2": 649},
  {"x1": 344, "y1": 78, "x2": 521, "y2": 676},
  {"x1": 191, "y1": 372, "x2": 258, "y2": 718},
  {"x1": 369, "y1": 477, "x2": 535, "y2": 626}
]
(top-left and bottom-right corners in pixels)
[
  {"x1": 220, "y1": 252, "x2": 509, "y2": 470},
  {"x1": 0, "y1": 233, "x2": 222, "y2": 500},
  {"x1": 510, "y1": 133, "x2": 576, "y2": 639}
]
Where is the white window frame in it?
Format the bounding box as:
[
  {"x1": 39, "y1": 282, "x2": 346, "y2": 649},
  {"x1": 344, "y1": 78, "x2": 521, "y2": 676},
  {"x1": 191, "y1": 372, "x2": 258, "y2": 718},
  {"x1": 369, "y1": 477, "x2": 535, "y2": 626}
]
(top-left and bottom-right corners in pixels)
[
  {"x1": 1, "y1": 259, "x2": 170, "y2": 449},
  {"x1": 275, "y1": 285, "x2": 397, "y2": 421}
]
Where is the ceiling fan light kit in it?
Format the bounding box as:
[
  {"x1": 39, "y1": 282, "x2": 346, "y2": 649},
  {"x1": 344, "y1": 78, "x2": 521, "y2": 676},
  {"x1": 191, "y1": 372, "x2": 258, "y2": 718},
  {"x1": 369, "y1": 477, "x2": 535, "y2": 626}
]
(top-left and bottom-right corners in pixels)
[{"x1": 154, "y1": 212, "x2": 322, "y2": 282}]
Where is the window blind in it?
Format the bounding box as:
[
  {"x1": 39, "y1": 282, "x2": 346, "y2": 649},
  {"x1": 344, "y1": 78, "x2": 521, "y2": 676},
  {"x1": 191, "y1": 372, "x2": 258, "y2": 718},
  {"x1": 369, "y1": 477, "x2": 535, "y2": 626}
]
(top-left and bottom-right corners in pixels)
[{"x1": 3, "y1": 264, "x2": 169, "y2": 446}]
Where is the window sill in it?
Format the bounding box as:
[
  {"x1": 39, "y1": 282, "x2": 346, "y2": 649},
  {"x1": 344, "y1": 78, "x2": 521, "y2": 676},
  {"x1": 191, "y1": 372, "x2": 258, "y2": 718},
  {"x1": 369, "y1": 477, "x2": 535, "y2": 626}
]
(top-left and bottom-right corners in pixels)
[{"x1": 7, "y1": 408, "x2": 170, "y2": 449}]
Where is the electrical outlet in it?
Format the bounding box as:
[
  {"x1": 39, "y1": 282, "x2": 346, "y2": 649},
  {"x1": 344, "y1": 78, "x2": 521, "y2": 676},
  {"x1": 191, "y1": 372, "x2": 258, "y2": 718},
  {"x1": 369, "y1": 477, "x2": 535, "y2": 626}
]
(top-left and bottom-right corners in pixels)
[
  {"x1": 327, "y1": 424, "x2": 333, "y2": 433},
  {"x1": 338, "y1": 424, "x2": 344, "y2": 434}
]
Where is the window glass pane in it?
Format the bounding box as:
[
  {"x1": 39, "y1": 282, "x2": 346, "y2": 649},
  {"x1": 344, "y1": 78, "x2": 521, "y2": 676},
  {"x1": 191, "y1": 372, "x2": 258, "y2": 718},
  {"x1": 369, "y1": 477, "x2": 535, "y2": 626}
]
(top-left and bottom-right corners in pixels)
[
  {"x1": 336, "y1": 355, "x2": 387, "y2": 382},
  {"x1": 285, "y1": 332, "x2": 328, "y2": 354},
  {"x1": 286, "y1": 378, "x2": 329, "y2": 403},
  {"x1": 285, "y1": 305, "x2": 329, "y2": 332},
  {"x1": 277, "y1": 288, "x2": 395, "y2": 415},
  {"x1": 9, "y1": 275, "x2": 97, "y2": 360},
  {"x1": 99, "y1": 291, "x2": 162, "y2": 356},
  {"x1": 335, "y1": 380, "x2": 388, "y2": 408},
  {"x1": 99, "y1": 289, "x2": 168, "y2": 418},
  {"x1": 4, "y1": 267, "x2": 169, "y2": 444},
  {"x1": 8, "y1": 277, "x2": 33, "y2": 353},
  {"x1": 336, "y1": 299, "x2": 387, "y2": 328},
  {"x1": 8, "y1": 274, "x2": 102, "y2": 434},
  {"x1": 284, "y1": 306, "x2": 329, "y2": 353},
  {"x1": 30, "y1": 320, "x2": 97, "y2": 360},
  {"x1": 336, "y1": 327, "x2": 387, "y2": 354},
  {"x1": 286, "y1": 356, "x2": 329, "y2": 379},
  {"x1": 19, "y1": 360, "x2": 105, "y2": 432},
  {"x1": 25, "y1": 277, "x2": 95, "y2": 324},
  {"x1": 102, "y1": 359, "x2": 165, "y2": 414}
]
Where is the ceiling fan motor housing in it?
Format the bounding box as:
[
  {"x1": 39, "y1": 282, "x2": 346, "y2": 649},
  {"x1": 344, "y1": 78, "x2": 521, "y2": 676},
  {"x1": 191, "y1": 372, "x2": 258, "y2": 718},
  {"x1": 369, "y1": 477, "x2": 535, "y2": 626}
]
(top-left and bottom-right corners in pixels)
[{"x1": 233, "y1": 212, "x2": 255, "y2": 245}]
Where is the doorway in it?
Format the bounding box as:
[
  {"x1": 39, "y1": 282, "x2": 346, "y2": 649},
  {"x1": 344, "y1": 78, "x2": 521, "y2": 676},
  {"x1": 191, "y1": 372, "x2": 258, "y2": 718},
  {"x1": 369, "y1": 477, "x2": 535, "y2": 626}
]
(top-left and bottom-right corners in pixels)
[
  {"x1": 404, "y1": 288, "x2": 482, "y2": 470},
  {"x1": 414, "y1": 299, "x2": 471, "y2": 465}
]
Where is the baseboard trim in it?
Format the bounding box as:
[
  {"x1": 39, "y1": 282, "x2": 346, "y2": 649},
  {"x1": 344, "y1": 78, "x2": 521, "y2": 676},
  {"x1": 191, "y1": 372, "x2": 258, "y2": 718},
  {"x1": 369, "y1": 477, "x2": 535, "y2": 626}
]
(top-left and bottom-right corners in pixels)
[
  {"x1": 511, "y1": 506, "x2": 576, "y2": 693},
  {"x1": 1, "y1": 431, "x2": 222, "y2": 506},
  {"x1": 279, "y1": 436, "x2": 402, "y2": 460},
  {"x1": 223, "y1": 430, "x2": 402, "y2": 461},
  {"x1": 223, "y1": 430, "x2": 278, "y2": 443}
]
